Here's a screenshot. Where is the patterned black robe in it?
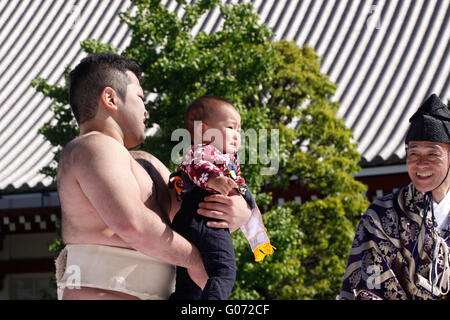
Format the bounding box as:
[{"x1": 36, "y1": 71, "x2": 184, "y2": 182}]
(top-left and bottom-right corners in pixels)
[{"x1": 339, "y1": 183, "x2": 449, "y2": 300}]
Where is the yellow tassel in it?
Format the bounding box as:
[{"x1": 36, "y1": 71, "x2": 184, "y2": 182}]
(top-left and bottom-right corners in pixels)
[{"x1": 253, "y1": 242, "x2": 276, "y2": 262}]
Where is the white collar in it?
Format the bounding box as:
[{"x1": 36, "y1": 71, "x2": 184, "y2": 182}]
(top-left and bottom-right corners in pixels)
[{"x1": 433, "y1": 189, "x2": 450, "y2": 231}]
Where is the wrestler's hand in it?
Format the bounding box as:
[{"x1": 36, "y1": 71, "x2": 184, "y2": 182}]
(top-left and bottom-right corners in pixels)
[
  {"x1": 197, "y1": 189, "x2": 251, "y2": 232},
  {"x1": 207, "y1": 175, "x2": 239, "y2": 196}
]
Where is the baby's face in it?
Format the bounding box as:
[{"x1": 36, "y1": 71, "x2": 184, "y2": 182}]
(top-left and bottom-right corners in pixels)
[{"x1": 204, "y1": 104, "x2": 241, "y2": 154}]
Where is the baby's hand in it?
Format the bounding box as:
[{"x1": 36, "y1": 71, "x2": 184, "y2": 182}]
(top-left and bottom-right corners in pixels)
[{"x1": 207, "y1": 175, "x2": 239, "y2": 196}]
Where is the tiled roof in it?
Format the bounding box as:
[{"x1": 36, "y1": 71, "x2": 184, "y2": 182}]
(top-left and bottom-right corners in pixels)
[{"x1": 0, "y1": 0, "x2": 449, "y2": 193}]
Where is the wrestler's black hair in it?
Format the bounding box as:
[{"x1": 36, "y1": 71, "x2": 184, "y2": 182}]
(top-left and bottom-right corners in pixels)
[
  {"x1": 69, "y1": 52, "x2": 143, "y2": 125},
  {"x1": 184, "y1": 95, "x2": 235, "y2": 138}
]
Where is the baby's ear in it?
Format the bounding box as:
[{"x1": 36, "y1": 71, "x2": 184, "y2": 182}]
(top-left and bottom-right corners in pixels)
[
  {"x1": 201, "y1": 122, "x2": 210, "y2": 135},
  {"x1": 192, "y1": 121, "x2": 208, "y2": 144}
]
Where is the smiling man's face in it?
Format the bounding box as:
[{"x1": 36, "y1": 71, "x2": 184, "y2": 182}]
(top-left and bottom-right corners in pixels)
[{"x1": 406, "y1": 141, "x2": 450, "y2": 198}]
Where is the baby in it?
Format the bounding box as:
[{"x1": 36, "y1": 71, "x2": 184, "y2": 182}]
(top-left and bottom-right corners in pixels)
[{"x1": 169, "y1": 95, "x2": 273, "y2": 300}]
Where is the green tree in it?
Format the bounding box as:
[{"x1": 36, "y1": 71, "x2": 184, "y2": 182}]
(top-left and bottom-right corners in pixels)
[
  {"x1": 32, "y1": 0, "x2": 369, "y2": 299},
  {"x1": 230, "y1": 41, "x2": 369, "y2": 299}
]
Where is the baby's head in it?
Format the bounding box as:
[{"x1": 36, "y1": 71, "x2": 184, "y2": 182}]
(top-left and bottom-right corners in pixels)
[{"x1": 185, "y1": 95, "x2": 241, "y2": 154}]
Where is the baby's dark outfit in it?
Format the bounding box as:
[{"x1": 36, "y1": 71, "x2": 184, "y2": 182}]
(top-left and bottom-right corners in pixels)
[
  {"x1": 168, "y1": 144, "x2": 266, "y2": 300},
  {"x1": 169, "y1": 186, "x2": 236, "y2": 300},
  {"x1": 168, "y1": 144, "x2": 240, "y2": 300}
]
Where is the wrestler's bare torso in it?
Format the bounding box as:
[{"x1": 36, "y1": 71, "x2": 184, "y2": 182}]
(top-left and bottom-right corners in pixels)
[{"x1": 57, "y1": 132, "x2": 173, "y2": 299}]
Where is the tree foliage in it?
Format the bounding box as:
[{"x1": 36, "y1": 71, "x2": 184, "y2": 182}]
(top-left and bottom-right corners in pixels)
[
  {"x1": 231, "y1": 40, "x2": 369, "y2": 299},
  {"x1": 33, "y1": 0, "x2": 369, "y2": 299}
]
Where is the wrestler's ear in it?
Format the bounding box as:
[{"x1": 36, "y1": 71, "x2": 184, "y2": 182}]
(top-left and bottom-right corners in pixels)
[{"x1": 100, "y1": 87, "x2": 119, "y2": 113}]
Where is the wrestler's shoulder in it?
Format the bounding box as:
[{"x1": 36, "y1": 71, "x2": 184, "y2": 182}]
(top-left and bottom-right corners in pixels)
[
  {"x1": 61, "y1": 133, "x2": 130, "y2": 166},
  {"x1": 66, "y1": 133, "x2": 126, "y2": 152}
]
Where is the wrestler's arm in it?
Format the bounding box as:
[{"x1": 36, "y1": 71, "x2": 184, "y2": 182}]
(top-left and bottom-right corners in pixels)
[{"x1": 73, "y1": 137, "x2": 207, "y2": 288}]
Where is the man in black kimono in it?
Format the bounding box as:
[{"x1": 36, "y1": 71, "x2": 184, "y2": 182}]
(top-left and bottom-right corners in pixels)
[{"x1": 339, "y1": 94, "x2": 450, "y2": 300}]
